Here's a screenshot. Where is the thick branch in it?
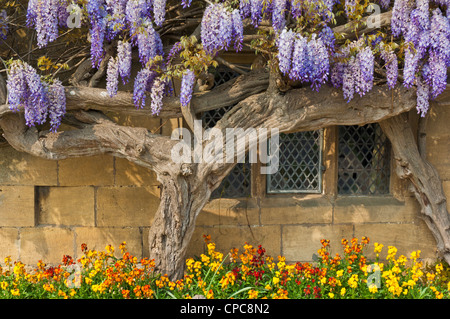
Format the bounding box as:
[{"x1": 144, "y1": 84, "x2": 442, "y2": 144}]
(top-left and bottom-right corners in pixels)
[
  {"x1": 0, "y1": 69, "x2": 270, "y2": 119},
  {"x1": 0, "y1": 111, "x2": 183, "y2": 177}
]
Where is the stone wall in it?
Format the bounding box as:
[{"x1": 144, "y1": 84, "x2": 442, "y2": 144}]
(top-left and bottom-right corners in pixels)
[{"x1": 0, "y1": 103, "x2": 448, "y2": 267}]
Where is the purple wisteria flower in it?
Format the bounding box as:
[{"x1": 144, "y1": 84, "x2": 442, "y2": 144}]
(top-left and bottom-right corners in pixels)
[
  {"x1": 181, "y1": 0, "x2": 192, "y2": 8},
  {"x1": 201, "y1": 3, "x2": 233, "y2": 55},
  {"x1": 380, "y1": 45, "x2": 398, "y2": 89},
  {"x1": 277, "y1": 28, "x2": 295, "y2": 75},
  {"x1": 137, "y1": 20, "x2": 162, "y2": 65},
  {"x1": 47, "y1": 79, "x2": 66, "y2": 132},
  {"x1": 150, "y1": 77, "x2": 165, "y2": 115},
  {"x1": 416, "y1": 76, "x2": 430, "y2": 117},
  {"x1": 0, "y1": 10, "x2": 8, "y2": 40},
  {"x1": 153, "y1": 0, "x2": 166, "y2": 27},
  {"x1": 133, "y1": 68, "x2": 156, "y2": 108},
  {"x1": 379, "y1": 0, "x2": 391, "y2": 9},
  {"x1": 6, "y1": 60, "x2": 27, "y2": 112},
  {"x1": 356, "y1": 46, "x2": 374, "y2": 97},
  {"x1": 272, "y1": 0, "x2": 287, "y2": 32},
  {"x1": 343, "y1": 56, "x2": 358, "y2": 102},
  {"x1": 23, "y1": 62, "x2": 48, "y2": 126},
  {"x1": 231, "y1": 9, "x2": 244, "y2": 52},
  {"x1": 35, "y1": 0, "x2": 60, "y2": 48},
  {"x1": 117, "y1": 40, "x2": 132, "y2": 83},
  {"x1": 180, "y1": 69, "x2": 196, "y2": 107},
  {"x1": 391, "y1": 0, "x2": 414, "y2": 37},
  {"x1": 106, "y1": 57, "x2": 119, "y2": 97}
]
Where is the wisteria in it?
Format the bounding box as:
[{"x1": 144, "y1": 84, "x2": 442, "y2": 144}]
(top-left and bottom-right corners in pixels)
[
  {"x1": 47, "y1": 79, "x2": 66, "y2": 132},
  {"x1": 380, "y1": 45, "x2": 399, "y2": 89},
  {"x1": 117, "y1": 40, "x2": 132, "y2": 83},
  {"x1": 153, "y1": 0, "x2": 166, "y2": 27},
  {"x1": 278, "y1": 30, "x2": 329, "y2": 91},
  {"x1": 150, "y1": 77, "x2": 166, "y2": 115},
  {"x1": 180, "y1": 69, "x2": 196, "y2": 107},
  {"x1": 106, "y1": 57, "x2": 119, "y2": 97},
  {"x1": 277, "y1": 28, "x2": 295, "y2": 75},
  {"x1": 6, "y1": 61, "x2": 65, "y2": 130},
  {"x1": 201, "y1": 3, "x2": 234, "y2": 55},
  {"x1": 272, "y1": 0, "x2": 287, "y2": 32},
  {"x1": 9, "y1": 0, "x2": 450, "y2": 121},
  {"x1": 87, "y1": 0, "x2": 107, "y2": 67},
  {"x1": 137, "y1": 20, "x2": 163, "y2": 65},
  {"x1": 133, "y1": 68, "x2": 155, "y2": 109}
]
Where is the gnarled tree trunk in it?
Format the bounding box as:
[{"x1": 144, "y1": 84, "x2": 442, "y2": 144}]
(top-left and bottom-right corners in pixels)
[{"x1": 380, "y1": 113, "x2": 450, "y2": 264}]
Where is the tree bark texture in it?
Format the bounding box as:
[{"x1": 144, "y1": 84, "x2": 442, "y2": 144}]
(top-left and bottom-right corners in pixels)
[{"x1": 380, "y1": 113, "x2": 450, "y2": 264}]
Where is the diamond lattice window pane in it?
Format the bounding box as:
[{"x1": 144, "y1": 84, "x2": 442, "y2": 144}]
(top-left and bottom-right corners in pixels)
[
  {"x1": 267, "y1": 130, "x2": 323, "y2": 193},
  {"x1": 202, "y1": 67, "x2": 251, "y2": 199},
  {"x1": 338, "y1": 124, "x2": 391, "y2": 195}
]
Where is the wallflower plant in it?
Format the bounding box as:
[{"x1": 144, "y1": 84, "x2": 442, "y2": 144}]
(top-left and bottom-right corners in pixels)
[{"x1": 0, "y1": 235, "x2": 448, "y2": 299}]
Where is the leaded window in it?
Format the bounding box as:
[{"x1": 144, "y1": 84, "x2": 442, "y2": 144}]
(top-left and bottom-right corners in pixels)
[
  {"x1": 338, "y1": 124, "x2": 391, "y2": 195},
  {"x1": 202, "y1": 67, "x2": 251, "y2": 199},
  {"x1": 267, "y1": 130, "x2": 323, "y2": 194}
]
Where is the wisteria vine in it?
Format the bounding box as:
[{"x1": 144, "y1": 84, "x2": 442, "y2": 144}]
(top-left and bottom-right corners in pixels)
[{"x1": 3, "y1": 0, "x2": 449, "y2": 132}]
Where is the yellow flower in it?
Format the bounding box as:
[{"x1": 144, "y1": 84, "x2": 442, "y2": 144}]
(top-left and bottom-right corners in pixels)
[
  {"x1": 347, "y1": 274, "x2": 358, "y2": 289},
  {"x1": 410, "y1": 250, "x2": 421, "y2": 260},
  {"x1": 336, "y1": 270, "x2": 344, "y2": 278},
  {"x1": 374, "y1": 243, "x2": 383, "y2": 254},
  {"x1": 272, "y1": 276, "x2": 280, "y2": 285},
  {"x1": 248, "y1": 289, "x2": 259, "y2": 299},
  {"x1": 368, "y1": 284, "x2": 378, "y2": 294},
  {"x1": 206, "y1": 289, "x2": 214, "y2": 299},
  {"x1": 265, "y1": 284, "x2": 272, "y2": 290},
  {"x1": 0, "y1": 281, "x2": 9, "y2": 290},
  {"x1": 85, "y1": 277, "x2": 93, "y2": 285},
  {"x1": 426, "y1": 273, "x2": 436, "y2": 282},
  {"x1": 4, "y1": 256, "x2": 11, "y2": 267},
  {"x1": 340, "y1": 287, "x2": 346, "y2": 296},
  {"x1": 387, "y1": 246, "x2": 397, "y2": 261},
  {"x1": 328, "y1": 292, "x2": 335, "y2": 299},
  {"x1": 435, "y1": 263, "x2": 443, "y2": 274},
  {"x1": 10, "y1": 288, "x2": 20, "y2": 296}
]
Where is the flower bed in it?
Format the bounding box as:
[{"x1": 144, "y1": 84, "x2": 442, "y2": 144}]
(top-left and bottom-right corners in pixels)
[{"x1": 0, "y1": 236, "x2": 448, "y2": 299}]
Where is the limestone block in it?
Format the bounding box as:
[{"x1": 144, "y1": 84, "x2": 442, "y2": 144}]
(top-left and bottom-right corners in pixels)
[
  {"x1": 260, "y1": 195, "x2": 333, "y2": 225},
  {"x1": 0, "y1": 228, "x2": 19, "y2": 261},
  {"x1": 282, "y1": 224, "x2": 354, "y2": 262},
  {"x1": 334, "y1": 196, "x2": 419, "y2": 224},
  {"x1": 58, "y1": 155, "x2": 114, "y2": 186},
  {"x1": 20, "y1": 227, "x2": 74, "y2": 265},
  {"x1": 0, "y1": 186, "x2": 35, "y2": 227},
  {"x1": 114, "y1": 157, "x2": 159, "y2": 187},
  {"x1": 75, "y1": 227, "x2": 142, "y2": 259},
  {"x1": 426, "y1": 135, "x2": 450, "y2": 180},
  {"x1": 37, "y1": 186, "x2": 95, "y2": 226},
  {"x1": 197, "y1": 198, "x2": 260, "y2": 226},
  {"x1": 0, "y1": 146, "x2": 57, "y2": 186},
  {"x1": 96, "y1": 186, "x2": 160, "y2": 227}
]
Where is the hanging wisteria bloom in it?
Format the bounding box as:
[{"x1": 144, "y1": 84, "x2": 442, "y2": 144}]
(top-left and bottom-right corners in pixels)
[
  {"x1": 231, "y1": 9, "x2": 244, "y2": 52},
  {"x1": 380, "y1": 45, "x2": 398, "y2": 89},
  {"x1": 34, "y1": 0, "x2": 60, "y2": 48},
  {"x1": 87, "y1": 0, "x2": 107, "y2": 67},
  {"x1": 355, "y1": 46, "x2": 374, "y2": 97},
  {"x1": 272, "y1": 0, "x2": 287, "y2": 32},
  {"x1": 277, "y1": 28, "x2": 295, "y2": 75},
  {"x1": 250, "y1": 0, "x2": 264, "y2": 27},
  {"x1": 47, "y1": 79, "x2": 66, "y2": 132},
  {"x1": 6, "y1": 60, "x2": 27, "y2": 112},
  {"x1": 391, "y1": 0, "x2": 414, "y2": 37},
  {"x1": 150, "y1": 77, "x2": 166, "y2": 115},
  {"x1": 23, "y1": 62, "x2": 49, "y2": 126},
  {"x1": 117, "y1": 40, "x2": 132, "y2": 83},
  {"x1": 201, "y1": 3, "x2": 233, "y2": 55},
  {"x1": 133, "y1": 68, "x2": 156, "y2": 108},
  {"x1": 180, "y1": 69, "x2": 196, "y2": 107},
  {"x1": 342, "y1": 56, "x2": 358, "y2": 102},
  {"x1": 137, "y1": 20, "x2": 163, "y2": 65},
  {"x1": 416, "y1": 76, "x2": 430, "y2": 116},
  {"x1": 345, "y1": 0, "x2": 357, "y2": 16},
  {"x1": 125, "y1": 0, "x2": 148, "y2": 38},
  {"x1": 430, "y1": 8, "x2": 450, "y2": 66},
  {"x1": 428, "y1": 50, "x2": 447, "y2": 99},
  {"x1": 0, "y1": 9, "x2": 8, "y2": 39},
  {"x1": 106, "y1": 0, "x2": 127, "y2": 39},
  {"x1": 153, "y1": 0, "x2": 166, "y2": 27},
  {"x1": 106, "y1": 57, "x2": 119, "y2": 97}
]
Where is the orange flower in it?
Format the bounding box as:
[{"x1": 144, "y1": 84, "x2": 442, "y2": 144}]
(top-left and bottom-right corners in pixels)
[{"x1": 122, "y1": 289, "x2": 130, "y2": 298}]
